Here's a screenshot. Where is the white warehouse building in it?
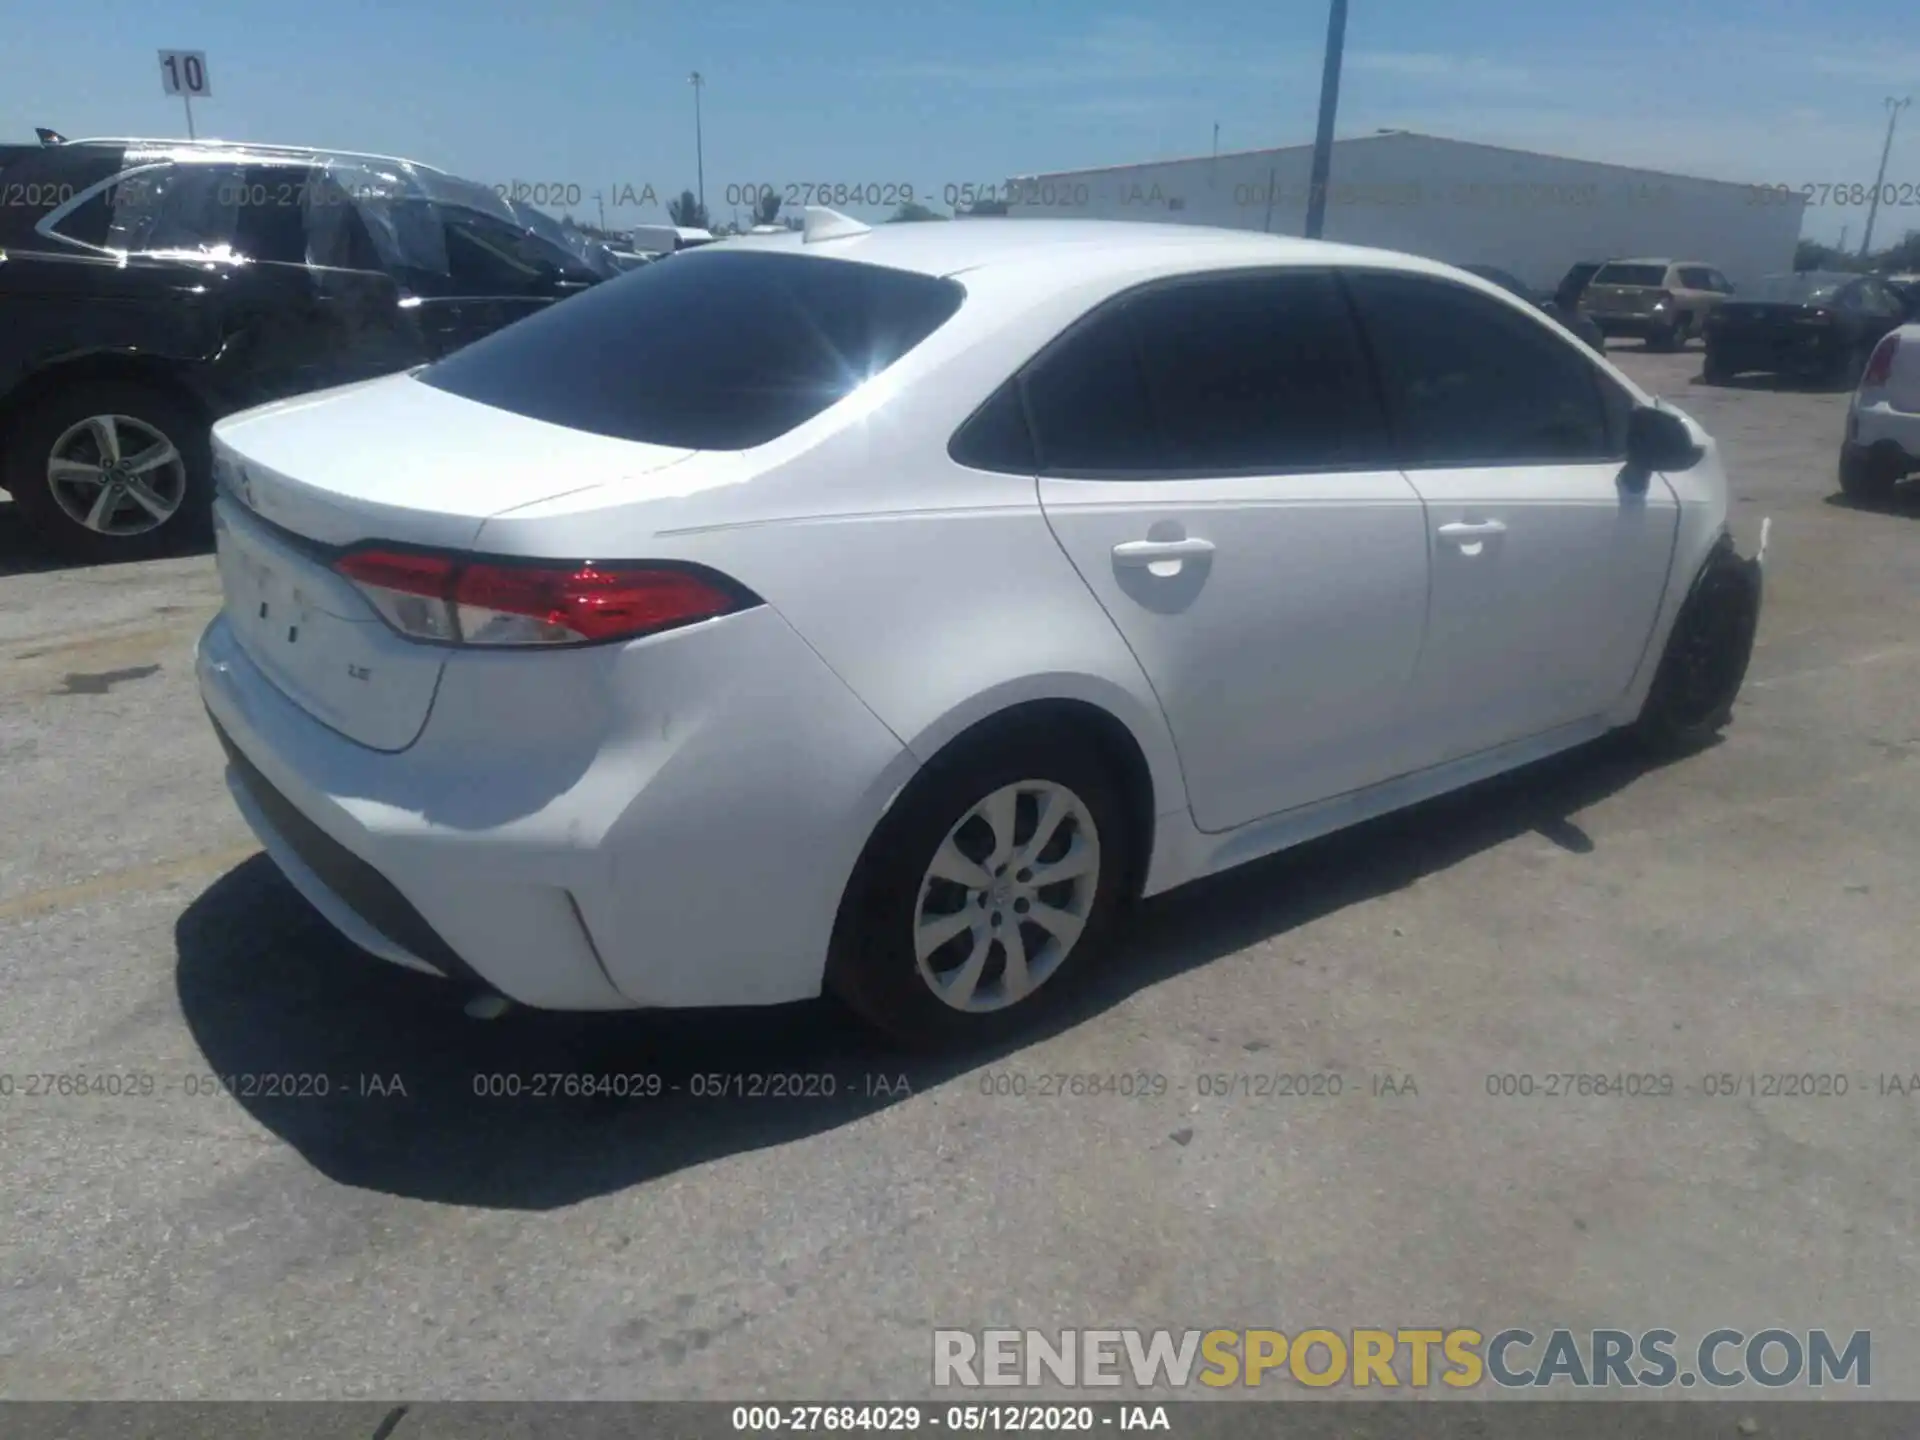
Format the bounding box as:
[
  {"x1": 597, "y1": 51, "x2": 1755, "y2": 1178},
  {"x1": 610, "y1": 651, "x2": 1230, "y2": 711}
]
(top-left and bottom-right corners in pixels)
[{"x1": 1001, "y1": 131, "x2": 1806, "y2": 293}]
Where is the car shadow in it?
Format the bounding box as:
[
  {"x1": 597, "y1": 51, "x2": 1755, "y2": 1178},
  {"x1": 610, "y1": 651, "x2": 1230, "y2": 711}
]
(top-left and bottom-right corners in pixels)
[
  {"x1": 173, "y1": 733, "x2": 1676, "y2": 1210},
  {"x1": 1690, "y1": 371, "x2": 1855, "y2": 395},
  {"x1": 1823, "y1": 487, "x2": 1920, "y2": 517},
  {"x1": 0, "y1": 497, "x2": 214, "y2": 578}
]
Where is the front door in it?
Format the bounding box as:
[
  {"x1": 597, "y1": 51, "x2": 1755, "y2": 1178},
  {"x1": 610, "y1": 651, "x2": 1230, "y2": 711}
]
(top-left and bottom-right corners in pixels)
[
  {"x1": 1030, "y1": 269, "x2": 1432, "y2": 833},
  {"x1": 1342, "y1": 267, "x2": 1680, "y2": 767}
]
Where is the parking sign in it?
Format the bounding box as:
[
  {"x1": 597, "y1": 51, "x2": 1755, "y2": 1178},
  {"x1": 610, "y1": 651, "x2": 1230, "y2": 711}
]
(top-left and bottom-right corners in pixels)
[{"x1": 158, "y1": 51, "x2": 212, "y2": 98}]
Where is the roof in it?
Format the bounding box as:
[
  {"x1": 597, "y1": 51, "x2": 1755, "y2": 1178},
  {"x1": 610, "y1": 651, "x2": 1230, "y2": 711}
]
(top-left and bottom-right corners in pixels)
[
  {"x1": 703, "y1": 215, "x2": 1459, "y2": 282},
  {"x1": 59, "y1": 137, "x2": 445, "y2": 173},
  {"x1": 1009, "y1": 129, "x2": 1788, "y2": 199}
]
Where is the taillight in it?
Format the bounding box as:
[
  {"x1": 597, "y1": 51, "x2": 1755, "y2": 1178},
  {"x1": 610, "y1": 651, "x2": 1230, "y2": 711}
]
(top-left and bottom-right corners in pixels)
[
  {"x1": 1654, "y1": 290, "x2": 1674, "y2": 310},
  {"x1": 1863, "y1": 334, "x2": 1900, "y2": 386},
  {"x1": 332, "y1": 549, "x2": 757, "y2": 648}
]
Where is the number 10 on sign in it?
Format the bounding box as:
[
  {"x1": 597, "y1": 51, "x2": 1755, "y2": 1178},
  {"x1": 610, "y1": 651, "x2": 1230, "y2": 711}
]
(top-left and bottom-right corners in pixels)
[{"x1": 157, "y1": 50, "x2": 211, "y2": 139}]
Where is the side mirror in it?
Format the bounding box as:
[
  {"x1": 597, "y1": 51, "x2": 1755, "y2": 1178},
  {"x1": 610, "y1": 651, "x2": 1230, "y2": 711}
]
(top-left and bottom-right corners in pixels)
[{"x1": 1622, "y1": 406, "x2": 1703, "y2": 490}]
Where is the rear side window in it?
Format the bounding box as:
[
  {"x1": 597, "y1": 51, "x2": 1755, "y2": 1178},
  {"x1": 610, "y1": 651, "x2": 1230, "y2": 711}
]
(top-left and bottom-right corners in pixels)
[
  {"x1": 1593, "y1": 263, "x2": 1667, "y2": 288},
  {"x1": 1677, "y1": 267, "x2": 1714, "y2": 290},
  {"x1": 1, "y1": 149, "x2": 125, "y2": 247},
  {"x1": 950, "y1": 382, "x2": 1038, "y2": 473},
  {"x1": 1021, "y1": 304, "x2": 1166, "y2": 472},
  {"x1": 1344, "y1": 270, "x2": 1621, "y2": 466},
  {"x1": 419, "y1": 250, "x2": 965, "y2": 449},
  {"x1": 231, "y1": 165, "x2": 316, "y2": 265},
  {"x1": 1127, "y1": 271, "x2": 1389, "y2": 472}
]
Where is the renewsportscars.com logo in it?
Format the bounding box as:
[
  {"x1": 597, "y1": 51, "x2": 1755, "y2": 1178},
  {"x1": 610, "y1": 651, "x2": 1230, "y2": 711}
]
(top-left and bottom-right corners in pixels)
[{"x1": 933, "y1": 1329, "x2": 1871, "y2": 1390}]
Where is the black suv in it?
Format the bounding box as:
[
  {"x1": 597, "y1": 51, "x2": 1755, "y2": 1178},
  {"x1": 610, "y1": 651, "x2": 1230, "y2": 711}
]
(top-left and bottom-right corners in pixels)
[{"x1": 0, "y1": 137, "x2": 621, "y2": 560}]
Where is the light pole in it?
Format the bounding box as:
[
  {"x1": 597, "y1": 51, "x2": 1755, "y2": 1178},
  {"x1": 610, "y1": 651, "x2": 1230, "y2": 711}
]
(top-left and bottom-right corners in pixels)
[
  {"x1": 1302, "y1": 0, "x2": 1349, "y2": 239},
  {"x1": 689, "y1": 71, "x2": 706, "y2": 219},
  {"x1": 593, "y1": 190, "x2": 606, "y2": 231},
  {"x1": 1860, "y1": 96, "x2": 1910, "y2": 259}
]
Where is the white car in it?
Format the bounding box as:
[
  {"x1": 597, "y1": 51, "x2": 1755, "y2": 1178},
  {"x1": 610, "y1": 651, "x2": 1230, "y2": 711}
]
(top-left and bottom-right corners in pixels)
[
  {"x1": 195, "y1": 210, "x2": 1764, "y2": 1049},
  {"x1": 1840, "y1": 323, "x2": 1920, "y2": 503}
]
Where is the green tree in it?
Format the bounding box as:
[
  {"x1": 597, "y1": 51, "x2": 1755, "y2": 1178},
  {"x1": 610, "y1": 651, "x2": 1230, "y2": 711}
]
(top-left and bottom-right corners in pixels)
[
  {"x1": 1872, "y1": 228, "x2": 1920, "y2": 274},
  {"x1": 668, "y1": 189, "x2": 711, "y2": 229},
  {"x1": 959, "y1": 198, "x2": 1009, "y2": 217},
  {"x1": 889, "y1": 201, "x2": 949, "y2": 223},
  {"x1": 1795, "y1": 239, "x2": 1862, "y2": 273}
]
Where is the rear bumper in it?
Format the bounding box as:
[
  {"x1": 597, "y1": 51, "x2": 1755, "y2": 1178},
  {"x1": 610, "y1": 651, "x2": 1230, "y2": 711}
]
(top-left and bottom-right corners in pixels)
[
  {"x1": 1706, "y1": 333, "x2": 1844, "y2": 374},
  {"x1": 1848, "y1": 399, "x2": 1920, "y2": 466},
  {"x1": 195, "y1": 605, "x2": 913, "y2": 1012},
  {"x1": 1589, "y1": 314, "x2": 1672, "y2": 337}
]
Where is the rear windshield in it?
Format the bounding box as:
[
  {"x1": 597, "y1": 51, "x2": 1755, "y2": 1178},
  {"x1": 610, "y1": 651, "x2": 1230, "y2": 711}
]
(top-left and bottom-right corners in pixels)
[
  {"x1": 1592, "y1": 263, "x2": 1667, "y2": 288},
  {"x1": 1741, "y1": 273, "x2": 1848, "y2": 304},
  {"x1": 419, "y1": 249, "x2": 966, "y2": 449}
]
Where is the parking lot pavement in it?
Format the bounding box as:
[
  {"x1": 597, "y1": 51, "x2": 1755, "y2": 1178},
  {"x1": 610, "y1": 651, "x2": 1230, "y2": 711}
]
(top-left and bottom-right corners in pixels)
[{"x1": 3, "y1": 346, "x2": 1920, "y2": 1400}]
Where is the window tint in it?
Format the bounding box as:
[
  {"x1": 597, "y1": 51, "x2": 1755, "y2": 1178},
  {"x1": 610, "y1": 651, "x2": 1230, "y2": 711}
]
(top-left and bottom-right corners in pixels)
[
  {"x1": 231, "y1": 165, "x2": 314, "y2": 265},
  {"x1": 1677, "y1": 267, "x2": 1713, "y2": 289},
  {"x1": 48, "y1": 186, "x2": 113, "y2": 247},
  {"x1": 3, "y1": 149, "x2": 123, "y2": 247},
  {"x1": 1593, "y1": 263, "x2": 1667, "y2": 288},
  {"x1": 950, "y1": 381, "x2": 1038, "y2": 473},
  {"x1": 440, "y1": 207, "x2": 581, "y2": 296},
  {"x1": 1127, "y1": 271, "x2": 1389, "y2": 471},
  {"x1": 1022, "y1": 303, "x2": 1164, "y2": 472},
  {"x1": 1344, "y1": 270, "x2": 1618, "y2": 466},
  {"x1": 1857, "y1": 282, "x2": 1901, "y2": 317},
  {"x1": 420, "y1": 249, "x2": 965, "y2": 450},
  {"x1": 1708, "y1": 270, "x2": 1733, "y2": 292}
]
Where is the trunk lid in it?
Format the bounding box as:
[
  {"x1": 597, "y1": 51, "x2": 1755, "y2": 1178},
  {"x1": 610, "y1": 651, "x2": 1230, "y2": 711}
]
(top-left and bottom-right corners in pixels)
[
  {"x1": 1713, "y1": 302, "x2": 1819, "y2": 329},
  {"x1": 210, "y1": 372, "x2": 700, "y2": 750}
]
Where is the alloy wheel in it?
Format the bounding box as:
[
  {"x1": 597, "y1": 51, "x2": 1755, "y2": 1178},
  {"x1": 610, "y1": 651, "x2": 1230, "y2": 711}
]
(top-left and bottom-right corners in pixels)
[
  {"x1": 912, "y1": 779, "x2": 1102, "y2": 1013},
  {"x1": 46, "y1": 413, "x2": 189, "y2": 537}
]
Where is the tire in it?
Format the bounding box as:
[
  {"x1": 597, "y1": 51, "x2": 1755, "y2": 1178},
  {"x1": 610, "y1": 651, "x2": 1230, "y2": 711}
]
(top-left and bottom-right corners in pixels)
[
  {"x1": 1839, "y1": 444, "x2": 1901, "y2": 505},
  {"x1": 1631, "y1": 535, "x2": 1763, "y2": 755},
  {"x1": 1647, "y1": 320, "x2": 1682, "y2": 353},
  {"x1": 826, "y1": 727, "x2": 1132, "y2": 1051},
  {"x1": 2, "y1": 379, "x2": 212, "y2": 563},
  {"x1": 1701, "y1": 354, "x2": 1732, "y2": 385}
]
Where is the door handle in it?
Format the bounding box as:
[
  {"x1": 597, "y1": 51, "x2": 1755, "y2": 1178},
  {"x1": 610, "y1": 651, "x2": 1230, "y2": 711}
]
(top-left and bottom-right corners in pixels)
[
  {"x1": 1437, "y1": 520, "x2": 1507, "y2": 542},
  {"x1": 1112, "y1": 537, "x2": 1216, "y2": 566}
]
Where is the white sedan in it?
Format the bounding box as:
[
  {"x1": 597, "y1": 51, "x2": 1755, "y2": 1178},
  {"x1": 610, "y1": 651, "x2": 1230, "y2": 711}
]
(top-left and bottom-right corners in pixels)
[
  {"x1": 1840, "y1": 322, "x2": 1920, "y2": 503},
  {"x1": 195, "y1": 209, "x2": 1764, "y2": 1049}
]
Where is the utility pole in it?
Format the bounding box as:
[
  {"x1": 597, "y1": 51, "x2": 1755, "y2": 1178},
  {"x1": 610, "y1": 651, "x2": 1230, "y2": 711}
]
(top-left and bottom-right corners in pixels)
[
  {"x1": 1302, "y1": 0, "x2": 1349, "y2": 239},
  {"x1": 593, "y1": 191, "x2": 606, "y2": 231},
  {"x1": 1860, "y1": 96, "x2": 1910, "y2": 259},
  {"x1": 689, "y1": 71, "x2": 707, "y2": 217}
]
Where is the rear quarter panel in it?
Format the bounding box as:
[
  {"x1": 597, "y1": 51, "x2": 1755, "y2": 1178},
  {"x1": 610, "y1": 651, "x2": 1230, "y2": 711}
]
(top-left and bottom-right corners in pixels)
[
  {"x1": 0, "y1": 252, "x2": 228, "y2": 399},
  {"x1": 471, "y1": 258, "x2": 1194, "y2": 825}
]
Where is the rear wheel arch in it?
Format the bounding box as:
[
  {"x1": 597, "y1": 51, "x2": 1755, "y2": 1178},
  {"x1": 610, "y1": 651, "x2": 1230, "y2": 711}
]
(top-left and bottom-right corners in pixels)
[
  {"x1": 0, "y1": 358, "x2": 218, "y2": 558},
  {"x1": 879, "y1": 695, "x2": 1152, "y2": 902},
  {"x1": 0, "y1": 355, "x2": 214, "y2": 453},
  {"x1": 827, "y1": 696, "x2": 1157, "y2": 1048}
]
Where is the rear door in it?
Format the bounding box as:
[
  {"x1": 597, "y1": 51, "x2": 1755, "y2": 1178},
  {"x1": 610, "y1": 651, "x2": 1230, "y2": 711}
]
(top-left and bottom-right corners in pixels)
[
  {"x1": 1033, "y1": 268, "x2": 1432, "y2": 832},
  {"x1": 1343, "y1": 268, "x2": 1678, "y2": 767}
]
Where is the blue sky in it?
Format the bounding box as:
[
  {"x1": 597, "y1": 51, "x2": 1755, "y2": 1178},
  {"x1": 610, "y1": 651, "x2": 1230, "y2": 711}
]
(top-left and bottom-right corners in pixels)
[{"x1": 3, "y1": 0, "x2": 1914, "y2": 247}]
